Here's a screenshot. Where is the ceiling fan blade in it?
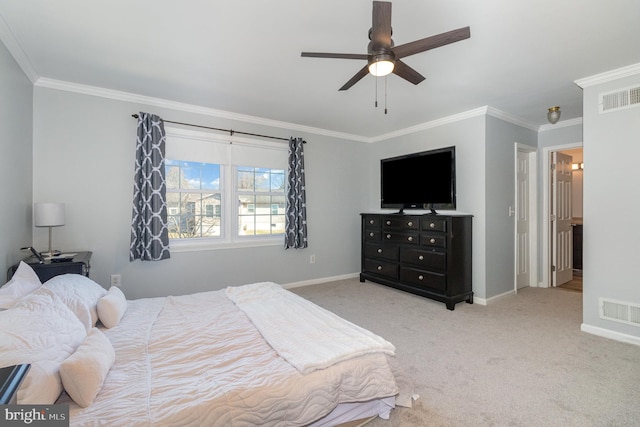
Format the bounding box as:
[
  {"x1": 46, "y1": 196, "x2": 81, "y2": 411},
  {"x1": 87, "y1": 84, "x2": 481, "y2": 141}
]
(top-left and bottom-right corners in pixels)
[
  {"x1": 392, "y1": 26, "x2": 470, "y2": 59},
  {"x1": 301, "y1": 52, "x2": 368, "y2": 60},
  {"x1": 339, "y1": 65, "x2": 370, "y2": 91},
  {"x1": 392, "y1": 60, "x2": 425, "y2": 85},
  {"x1": 370, "y1": 1, "x2": 392, "y2": 47}
]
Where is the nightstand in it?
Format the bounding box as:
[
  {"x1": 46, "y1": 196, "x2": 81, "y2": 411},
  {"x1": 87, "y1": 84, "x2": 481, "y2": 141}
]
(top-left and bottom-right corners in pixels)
[{"x1": 7, "y1": 251, "x2": 92, "y2": 283}]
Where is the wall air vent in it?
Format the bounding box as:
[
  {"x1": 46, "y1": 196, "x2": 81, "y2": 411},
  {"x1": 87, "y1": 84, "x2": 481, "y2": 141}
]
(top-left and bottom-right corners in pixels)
[
  {"x1": 599, "y1": 298, "x2": 640, "y2": 327},
  {"x1": 599, "y1": 85, "x2": 640, "y2": 113}
]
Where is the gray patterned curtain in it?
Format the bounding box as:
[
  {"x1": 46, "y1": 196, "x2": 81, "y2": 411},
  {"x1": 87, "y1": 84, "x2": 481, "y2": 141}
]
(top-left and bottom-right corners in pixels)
[
  {"x1": 285, "y1": 137, "x2": 308, "y2": 249},
  {"x1": 130, "y1": 112, "x2": 170, "y2": 261}
]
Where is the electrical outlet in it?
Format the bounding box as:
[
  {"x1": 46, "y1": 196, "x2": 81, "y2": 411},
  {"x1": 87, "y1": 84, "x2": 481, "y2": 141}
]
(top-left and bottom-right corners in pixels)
[
  {"x1": 110, "y1": 274, "x2": 122, "y2": 287},
  {"x1": 310, "y1": 254, "x2": 316, "y2": 264}
]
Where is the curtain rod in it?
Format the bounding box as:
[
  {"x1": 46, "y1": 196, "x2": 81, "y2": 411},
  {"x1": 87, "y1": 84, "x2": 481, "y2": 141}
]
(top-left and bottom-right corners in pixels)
[{"x1": 131, "y1": 114, "x2": 302, "y2": 143}]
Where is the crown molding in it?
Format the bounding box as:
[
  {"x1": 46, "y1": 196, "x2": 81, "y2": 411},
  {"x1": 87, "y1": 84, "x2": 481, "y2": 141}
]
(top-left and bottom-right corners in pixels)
[
  {"x1": 34, "y1": 77, "x2": 371, "y2": 143},
  {"x1": 575, "y1": 63, "x2": 640, "y2": 88},
  {"x1": 485, "y1": 107, "x2": 539, "y2": 131},
  {"x1": 538, "y1": 117, "x2": 583, "y2": 132},
  {"x1": 370, "y1": 107, "x2": 489, "y2": 142},
  {"x1": 0, "y1": 13, "x2": 38, "y2": 83},
  {"x1": 34, "y1": 77, "x2": 546, "y2": 144}
]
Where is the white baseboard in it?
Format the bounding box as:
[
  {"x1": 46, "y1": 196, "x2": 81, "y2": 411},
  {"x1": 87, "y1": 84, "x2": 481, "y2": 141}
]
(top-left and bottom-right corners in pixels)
[
  {"x1": 581, "y1": 323, "x2": 640, "y2": 347},
  {"x1": 474, "y1": 289, "x2": 516, "y2": 306},
  {"x1": 282, "y1": 273, "x2": 360, "y2": 290}
]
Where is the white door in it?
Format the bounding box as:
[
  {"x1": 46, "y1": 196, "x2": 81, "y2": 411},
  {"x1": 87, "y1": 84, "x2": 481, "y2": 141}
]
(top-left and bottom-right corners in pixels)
[
  {"x1": 515, "y1": 150, "x2": 530, "y2": 291},
  {"x1": 552, "y1": 152, "x2": 573, "y2": 286}
]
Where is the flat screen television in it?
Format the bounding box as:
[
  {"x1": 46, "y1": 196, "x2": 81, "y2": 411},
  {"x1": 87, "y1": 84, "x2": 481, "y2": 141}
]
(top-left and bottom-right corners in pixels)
[{"x1": 381, "y1": 146, "x2": 456, "y2": 214}]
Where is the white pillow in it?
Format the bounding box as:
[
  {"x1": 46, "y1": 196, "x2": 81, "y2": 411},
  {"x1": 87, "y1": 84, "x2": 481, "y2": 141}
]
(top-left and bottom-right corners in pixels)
[
  {"x1": 60, "y1": 328, "x2": 115, "y2": 408},
  {"x1": 97, "y1": 286, "x2": 127, "y2": 329},
  {"x1": 0, "y1": 261, "x2": 42, "y2": 309},
  {"x1": 44, "y1": 274, "x2": 107, "y2": 329},
  {"x1": 0, "y1": 290, "x2": 87, "y2": 404}
]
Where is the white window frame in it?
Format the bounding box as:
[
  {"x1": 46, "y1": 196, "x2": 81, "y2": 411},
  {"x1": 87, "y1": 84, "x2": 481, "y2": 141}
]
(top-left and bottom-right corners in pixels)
[{"x1": 164, "y1": 127, "x2": 287, "y2": 253}]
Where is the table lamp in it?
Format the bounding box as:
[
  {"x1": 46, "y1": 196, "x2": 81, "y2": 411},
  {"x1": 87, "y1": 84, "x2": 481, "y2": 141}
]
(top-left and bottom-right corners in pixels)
[{"x1": 34, "y1": 202, "x2": 65, "y2": 257}]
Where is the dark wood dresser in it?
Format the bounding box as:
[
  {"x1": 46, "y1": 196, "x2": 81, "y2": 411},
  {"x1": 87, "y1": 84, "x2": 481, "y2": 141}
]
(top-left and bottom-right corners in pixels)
[{"x1": 360, "y1": 213, "x2": 473, "y2": 310}]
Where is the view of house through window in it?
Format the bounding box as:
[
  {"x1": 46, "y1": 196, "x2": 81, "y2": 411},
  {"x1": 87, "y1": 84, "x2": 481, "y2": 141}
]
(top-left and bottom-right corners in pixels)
[
  {"x1": 166, "y1": 160, "x2": 222, "y2": 239},
  {"x1": 237, "y1": 166, "x2": 286, "y2": 236},
  {"x1": 165, "y1": 160, "x2": 286, "y2": 240}
]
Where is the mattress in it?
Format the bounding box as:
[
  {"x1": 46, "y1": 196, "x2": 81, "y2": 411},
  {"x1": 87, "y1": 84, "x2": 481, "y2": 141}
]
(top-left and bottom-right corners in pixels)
[{"x1": 57, "y1": 285, "x2": 411, "y2": 426}]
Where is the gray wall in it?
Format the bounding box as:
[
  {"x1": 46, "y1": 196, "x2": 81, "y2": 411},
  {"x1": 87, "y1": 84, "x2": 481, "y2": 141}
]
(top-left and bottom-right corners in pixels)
[
  {"x1": 581, "y1": 72, "x2": 640, "y2": 339},
  {"x1": 365, "y1": 116, "x2": 489, "y2": 299},
  {"x1": 32, "y1": 87, "x2": 370, "y2": 298},
  {"x1": 0, "y1": 41, "x2": 33, "y2": 277},
  {"x1": 485, "y1": 116, "x2": 537, "y2": 297}
]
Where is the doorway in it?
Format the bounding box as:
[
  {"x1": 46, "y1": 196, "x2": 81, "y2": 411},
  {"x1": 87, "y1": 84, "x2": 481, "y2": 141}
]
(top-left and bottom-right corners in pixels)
[{"x1": 541, "y1": 144, "x2": 584, "y2": 289}]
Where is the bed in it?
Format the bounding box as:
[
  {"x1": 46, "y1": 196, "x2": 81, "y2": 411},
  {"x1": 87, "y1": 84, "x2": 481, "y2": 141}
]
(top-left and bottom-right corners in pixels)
[{"x1": 0, "y1": 263, "x2": 414, "y2": 426}]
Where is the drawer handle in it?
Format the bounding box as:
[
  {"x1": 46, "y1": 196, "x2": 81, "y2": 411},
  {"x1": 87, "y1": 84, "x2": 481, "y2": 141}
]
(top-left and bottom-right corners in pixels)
[
  {"x1": 386, "y1": 234, "x2": 392, "y2": 239},
  {"x1": 418, "y1": 255, "x2": 424, "y2": 261},
  {"x1": 377, "y1": 265, "x2": 383, "y2": 271},
  {"x1": 418, "y1": 275, "x2": 424, "y2": 280},
  {"x1": 369, "y1": 232, "x2": 375, "y2": 237},
  {"x1": 407, "y1": 221, "x2": 413, "y2": 227},
  {"x1": 430, "y1": 238, "x2": 436, "y2": 244},
  {"x1": 429, "y1": 222, "x2": 435, "y2": 228},
  {"x1": 377, "y1": 248, "x2": 383, "y2": 254},
  {"x1": 369, "y1": 219, "x2": 375, "y2": 224},
  {"x1": 386, "y1": 220, "x2": 391, "y2": 225},
  {"x1": 407, "y1": 236, "x2": 413, "y2": 242}
]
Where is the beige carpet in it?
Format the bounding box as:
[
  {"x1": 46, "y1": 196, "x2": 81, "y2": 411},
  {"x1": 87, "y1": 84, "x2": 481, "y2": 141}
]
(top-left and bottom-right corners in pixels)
[{"x1": 292, "y1": 279, "x2": 640, "y2": 427}]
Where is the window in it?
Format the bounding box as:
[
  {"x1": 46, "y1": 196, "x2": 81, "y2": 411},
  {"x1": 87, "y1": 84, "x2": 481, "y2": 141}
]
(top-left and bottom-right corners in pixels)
[
  {"x1": 164, "y1": 127, "x2": 287, "y2": 250},
  {"x1": 237, "y1": 167, "x2": 285, "y2": 236},
  {"x1": 166, "y1": 161, "x2": 221, "y2": 239}
]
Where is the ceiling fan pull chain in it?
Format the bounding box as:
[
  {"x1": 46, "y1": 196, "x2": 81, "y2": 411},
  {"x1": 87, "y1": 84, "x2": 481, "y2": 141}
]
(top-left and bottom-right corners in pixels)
[
  {"x1": 375, "y1": 75, "x2": 378, "y2": 108},
  {"x1": 384, "y1": 75, "x2": 388, "y2": 114}
]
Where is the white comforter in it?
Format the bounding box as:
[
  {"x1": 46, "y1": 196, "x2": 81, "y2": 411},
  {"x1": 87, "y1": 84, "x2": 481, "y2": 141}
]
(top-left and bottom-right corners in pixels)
[{"x1": 59, "y1": 284, "x2": 409, "y2": 426}]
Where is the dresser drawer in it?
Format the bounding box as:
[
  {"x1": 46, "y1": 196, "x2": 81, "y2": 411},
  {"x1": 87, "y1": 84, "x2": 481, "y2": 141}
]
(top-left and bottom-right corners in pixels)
[
  {"x1": 400, "y1": 247, "x2": 445, "y2": 271},
  {"x1": 421, "y1": 233, "x2": 446, "y2": 248},
  {"x1": 364, "y1": 259, "x2": 399, "y2": 279},
  {"x1": 382, "y1": 216, "x2": 420, "y2": 230},
  {"x1": 421, "y1": 218, "x2": 447, "y2": 232},
  {"x1": 364, "y1": 229, "x2": 381, "y2": 242},
  {"x1": 383, "y1": 231, "x2": 419, "y2": 245},
  {"x1": 364, "y1": 243, "x2": 399, "y2": 261},
  {"x1": 400, "y1": 267, "x2": 446, "y2": 292},
  {"x1": 363, "y1": 215, "x2": 381, "y2": 229}
]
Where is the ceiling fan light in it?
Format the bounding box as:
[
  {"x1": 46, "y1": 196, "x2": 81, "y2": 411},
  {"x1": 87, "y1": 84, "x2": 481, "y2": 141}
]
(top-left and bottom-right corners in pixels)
[
  {"x1": 369, "y1": 59, "x2": 395, "y2": 77},
  {"x1": 547, "y1": 106, "x2": 561, "y2": 124}
]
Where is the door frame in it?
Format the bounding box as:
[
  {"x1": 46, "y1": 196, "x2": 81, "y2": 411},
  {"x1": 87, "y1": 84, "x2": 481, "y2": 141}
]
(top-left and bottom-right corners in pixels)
[
  {"x1": 514, "y1": 143, "x2": 538, "y2": 293},
  {"x1": 541, "y1": 141, "x2": 583, "y2": 287}
]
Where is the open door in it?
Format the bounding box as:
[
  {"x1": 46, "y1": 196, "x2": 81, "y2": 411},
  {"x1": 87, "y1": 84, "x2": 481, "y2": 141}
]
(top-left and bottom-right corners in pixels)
[
  {"x1": 551, "y1": 152, "x2": 573, "y2": 286},
  {"x1": 515, "y1": 149, "x2": 531, "y2": 292}
]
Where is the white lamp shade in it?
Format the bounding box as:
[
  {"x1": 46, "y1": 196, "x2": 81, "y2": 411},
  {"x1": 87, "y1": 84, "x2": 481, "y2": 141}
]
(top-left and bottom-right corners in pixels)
[{"x1": 34, "y1": 202, "x2": 65, "y2": 227}]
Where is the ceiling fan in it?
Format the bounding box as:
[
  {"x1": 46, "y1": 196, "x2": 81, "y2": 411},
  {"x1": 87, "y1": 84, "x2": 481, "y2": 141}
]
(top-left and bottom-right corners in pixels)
[{"x1": 301, "y1": 1, "x2": 470, "y2": 91}]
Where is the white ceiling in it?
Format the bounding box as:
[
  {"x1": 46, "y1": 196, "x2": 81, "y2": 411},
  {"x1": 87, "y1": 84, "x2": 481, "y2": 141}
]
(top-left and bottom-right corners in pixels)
[{"x1": 1, "y1": 0, "x2": 639, "y2": 138}]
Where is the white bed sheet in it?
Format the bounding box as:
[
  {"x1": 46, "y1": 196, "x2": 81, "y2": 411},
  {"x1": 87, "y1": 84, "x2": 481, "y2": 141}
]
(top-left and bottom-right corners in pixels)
[{"x1": 58, "y1": 287, "x2": 409, "y2": 426}]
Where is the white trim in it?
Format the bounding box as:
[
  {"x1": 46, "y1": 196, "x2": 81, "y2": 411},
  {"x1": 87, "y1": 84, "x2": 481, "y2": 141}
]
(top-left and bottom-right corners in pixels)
[
  {"x1": 169, "y1": 237, "x2": 282, "y2": 253},
  {"x1": 581, "y1": 323, "x2": 640, "y2": 347},
  {"x1": 33, "y1": 77, "x2": 545, "y2": 144},
  {"x1": 0, "y1": 13, "x2": 38, "y2": 83},
  {"x1": 34, "y1": 77, "x2": 370, "y2": 143},
  {"x1": 474, "y1": 289, "x2": 516, "y2": 306},
  {"x1": 539, "y1": 117, "x2": 584, "y2": 132},
  {"x1": 282, "y1": 273, "x2": 360, "y2": 289},
  {"x1": 370, "y1": 106, "x2": 539, "y2": 143},
  {"x1": 540, "y1": 142, "x2": 583, "y2": 287},
  {"x1": 514, "y1": 143, "x2": 538, "y2": 293},
  {"x1": 575, "y1": 62, "x2": 640, "y2": 88}
]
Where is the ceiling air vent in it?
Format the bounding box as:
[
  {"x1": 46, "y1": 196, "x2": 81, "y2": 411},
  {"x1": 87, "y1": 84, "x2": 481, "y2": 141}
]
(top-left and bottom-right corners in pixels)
[
  {"x1": 600, "y1": 298, "x2": 640, "y2": 327},
  {"x1": 599, "y1": 85, "x2": 640, "y2": 113}
]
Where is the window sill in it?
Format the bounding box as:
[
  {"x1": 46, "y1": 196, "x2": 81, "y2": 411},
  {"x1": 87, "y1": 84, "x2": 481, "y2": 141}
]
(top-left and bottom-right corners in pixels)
[{"x1": 169, "y1": 237, "x2": 282, "y2": 253}]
